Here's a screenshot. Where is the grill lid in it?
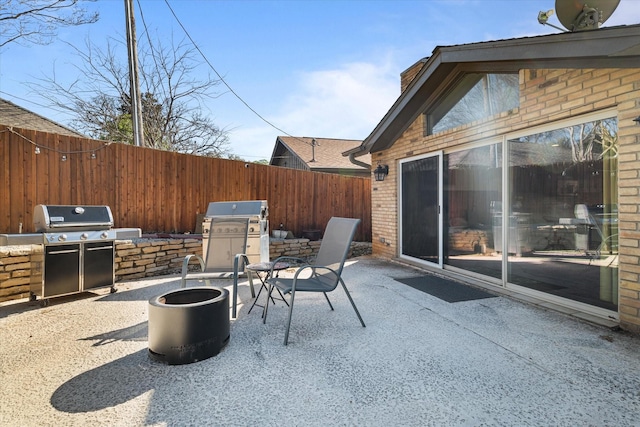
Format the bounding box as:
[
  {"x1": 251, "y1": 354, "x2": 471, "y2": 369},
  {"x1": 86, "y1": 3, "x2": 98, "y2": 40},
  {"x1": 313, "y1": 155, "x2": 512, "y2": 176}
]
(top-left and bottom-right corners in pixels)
[
  {"x1": 204, "y1": 200, "x2": 268, "y2": 220},
  {"x1": 34, "y1": 205, "x2": 114, "y2": 232}
]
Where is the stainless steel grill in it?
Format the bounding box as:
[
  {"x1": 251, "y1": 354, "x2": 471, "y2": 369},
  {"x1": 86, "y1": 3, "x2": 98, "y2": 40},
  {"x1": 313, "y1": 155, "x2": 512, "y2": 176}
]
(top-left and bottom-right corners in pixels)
[
  {"x1": 31, "y1": 205, "x2": 118, "y2": 305},
  {"x1": 202, "y1": 200, "x2": 269, "y2": 266}
]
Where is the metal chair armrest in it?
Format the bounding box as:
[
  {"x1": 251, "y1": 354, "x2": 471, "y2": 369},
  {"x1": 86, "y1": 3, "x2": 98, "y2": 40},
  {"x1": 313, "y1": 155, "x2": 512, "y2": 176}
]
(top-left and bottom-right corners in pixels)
[
  {"x1": 291, "y1": 265, "x2": 339, "y2": 291},
  {"x1": 181, "y1": 254, "x2": 205, "y2": 288}
]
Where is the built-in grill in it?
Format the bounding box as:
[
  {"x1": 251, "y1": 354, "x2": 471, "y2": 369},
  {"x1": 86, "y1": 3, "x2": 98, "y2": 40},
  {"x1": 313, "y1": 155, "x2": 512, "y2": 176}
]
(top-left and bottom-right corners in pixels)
[
  {"x1": 31, "y1": 205, "x2": 117, "y2": 305},
  {"x1": 202, "y1": 200, "x2": 269, "y2": 266}
]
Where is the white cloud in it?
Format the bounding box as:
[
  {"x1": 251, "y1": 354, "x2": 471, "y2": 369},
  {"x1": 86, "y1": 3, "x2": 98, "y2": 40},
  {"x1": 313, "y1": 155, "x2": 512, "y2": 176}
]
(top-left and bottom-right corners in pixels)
[
  {"x1": 278, "y1": 61, "x2": 400, "y2": 138},
  {"x1": 228, "y1": 59, "x2": 401, "y2": 161}
]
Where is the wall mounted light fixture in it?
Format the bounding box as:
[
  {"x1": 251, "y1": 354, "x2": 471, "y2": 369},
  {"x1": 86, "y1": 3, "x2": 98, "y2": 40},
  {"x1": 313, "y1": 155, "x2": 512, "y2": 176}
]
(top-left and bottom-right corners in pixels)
[
  {"x1": 633, "y1": 116, "x2": 640, "y2": 125},
  {"x1": 374, "y1": 163, "x2": 389, "y2": 182}
]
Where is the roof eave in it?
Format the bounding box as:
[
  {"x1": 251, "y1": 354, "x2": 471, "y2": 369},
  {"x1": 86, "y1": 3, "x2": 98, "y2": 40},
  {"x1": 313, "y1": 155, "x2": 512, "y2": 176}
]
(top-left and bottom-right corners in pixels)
[{"x1": 352, "y1": 25, "x2": 640, "y2": 156}]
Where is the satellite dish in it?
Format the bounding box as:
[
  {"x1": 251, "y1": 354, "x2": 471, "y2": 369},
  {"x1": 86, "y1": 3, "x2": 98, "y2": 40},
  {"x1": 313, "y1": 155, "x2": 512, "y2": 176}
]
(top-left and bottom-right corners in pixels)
[{"x1": 555, "y1": 0, "x2": 620, "y2": 31}]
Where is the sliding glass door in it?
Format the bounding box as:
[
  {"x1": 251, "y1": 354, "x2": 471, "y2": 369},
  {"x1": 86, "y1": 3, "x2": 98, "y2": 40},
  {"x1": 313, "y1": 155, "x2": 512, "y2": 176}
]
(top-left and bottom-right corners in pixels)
[
  {"x1": 400, "y1": 153, "x2": 442, "y2": 266},
  {"x1": 444, "y1": 143, "x2": 502, "y2": 280},
  {"x1": 397, "y1": 113, "x2": 618, "y2": 315}
]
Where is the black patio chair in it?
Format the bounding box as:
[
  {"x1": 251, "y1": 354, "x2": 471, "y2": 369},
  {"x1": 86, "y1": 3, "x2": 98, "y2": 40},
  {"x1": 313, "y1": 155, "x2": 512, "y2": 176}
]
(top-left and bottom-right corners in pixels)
[{"x1": 263, "y1": 217, "x2": 366, "y2": 345}]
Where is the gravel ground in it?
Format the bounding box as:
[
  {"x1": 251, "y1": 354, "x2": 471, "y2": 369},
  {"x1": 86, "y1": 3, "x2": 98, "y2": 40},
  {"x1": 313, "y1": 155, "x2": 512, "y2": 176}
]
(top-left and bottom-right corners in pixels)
[{"x1": 1, "y1": 256, "x2": 639, "y2": 427}]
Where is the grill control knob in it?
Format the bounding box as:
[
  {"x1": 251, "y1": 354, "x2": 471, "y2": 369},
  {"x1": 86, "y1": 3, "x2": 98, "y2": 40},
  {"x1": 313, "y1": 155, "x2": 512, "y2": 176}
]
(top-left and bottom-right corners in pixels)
[
  {"x1": 81, "y1": 233, "x2": 89, "y2": 240},
  {"x1": 101, "y1": 231, "x2": 109, "y2": 239},
  {"x1": 58, "y1": 234, "x2": 67, "y2": 242}
]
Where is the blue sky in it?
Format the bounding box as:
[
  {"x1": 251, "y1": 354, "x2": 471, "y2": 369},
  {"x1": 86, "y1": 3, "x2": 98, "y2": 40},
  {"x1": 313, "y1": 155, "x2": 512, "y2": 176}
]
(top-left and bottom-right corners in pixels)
[{"x1": 1, "y1": 0, "x2": 639, "y2": 161}]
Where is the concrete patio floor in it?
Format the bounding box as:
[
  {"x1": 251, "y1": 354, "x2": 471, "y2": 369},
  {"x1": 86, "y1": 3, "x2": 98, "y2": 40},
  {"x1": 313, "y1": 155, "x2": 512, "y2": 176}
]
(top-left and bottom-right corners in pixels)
[{"x1": 1, "y1": 256, "x2": 639, "y2": 426}]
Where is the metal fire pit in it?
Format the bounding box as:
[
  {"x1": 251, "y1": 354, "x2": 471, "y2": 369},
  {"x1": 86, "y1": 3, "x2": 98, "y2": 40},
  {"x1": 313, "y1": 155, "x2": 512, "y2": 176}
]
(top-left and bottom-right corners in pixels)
[{"x1": 148, "y1": 287, "x2": 230, "y2": 365}]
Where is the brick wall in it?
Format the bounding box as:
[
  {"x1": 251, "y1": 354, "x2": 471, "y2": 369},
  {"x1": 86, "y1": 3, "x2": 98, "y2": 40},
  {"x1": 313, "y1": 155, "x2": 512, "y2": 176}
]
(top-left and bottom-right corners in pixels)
[
  {"x1": 400, "y1": 58, "x2": 427, "y2": 92},
  {"x1": 372, "y1": 67, "x2": 640, "y2": 333},
  {"x1": 0, "y1": 238, "x2": 372, "y2": 303}
]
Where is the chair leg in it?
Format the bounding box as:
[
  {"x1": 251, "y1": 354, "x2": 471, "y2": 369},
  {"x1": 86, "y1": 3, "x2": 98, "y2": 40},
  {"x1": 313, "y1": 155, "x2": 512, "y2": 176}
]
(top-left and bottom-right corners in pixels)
[
  {"x1": 322, "y1": 292, "x2": 334, "y2": 311},
  {"x1": 339, "y1": 278, "x2": 366, "y2": 328},
  {"x1": 247, "y1": 269, "x2": 256, "y2": 298},
  {"x1": 263, "y1": 283, "x2": 273, "y2": 324},
  {"x1": 238, "y1": 254, "x2": 255, "y2": 298},
  {"x1": 232, "y1": 275, "x2": 239, "y2": 319},
  {"x1": 284, "y1": 288, "x2": 296, "y2": 345}
]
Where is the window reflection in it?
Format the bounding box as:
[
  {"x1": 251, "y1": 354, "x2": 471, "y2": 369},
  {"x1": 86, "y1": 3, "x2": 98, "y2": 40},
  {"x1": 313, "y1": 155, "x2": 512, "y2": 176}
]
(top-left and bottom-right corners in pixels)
[
  {"x1": 444, "y1": 143, "x2": 502, "y2": 279},
  {"x1": 429, "y1": 74, "x2": 519, "y2": 134},
  {"x1": 507, "y1": 118, "x2": 618, "y2": 310},
  {"x1": 444, "y1": 118, "x2": 618, "y2": 312}
]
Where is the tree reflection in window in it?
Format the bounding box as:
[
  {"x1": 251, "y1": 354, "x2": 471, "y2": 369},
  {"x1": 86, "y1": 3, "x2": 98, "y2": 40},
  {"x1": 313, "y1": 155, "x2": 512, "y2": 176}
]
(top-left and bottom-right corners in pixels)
[{"x1": 428, "y1": 73, "x2": 519, "y2": 135}]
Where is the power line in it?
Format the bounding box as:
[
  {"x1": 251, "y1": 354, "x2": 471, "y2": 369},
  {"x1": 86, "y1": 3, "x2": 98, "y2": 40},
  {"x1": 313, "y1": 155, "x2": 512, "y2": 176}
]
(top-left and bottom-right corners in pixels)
[
  {"x1": 162, "y1": 0, "x2": 312, "y2": 147},
  {"x1": 0, "y1": 90, "x2": 77, "y2": 120}
]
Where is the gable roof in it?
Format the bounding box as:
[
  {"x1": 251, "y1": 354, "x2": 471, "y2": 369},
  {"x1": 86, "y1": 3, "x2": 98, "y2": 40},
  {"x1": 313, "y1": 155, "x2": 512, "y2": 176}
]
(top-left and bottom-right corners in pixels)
[
  {"x1": 0, "y1": 98, "x2": 84, "y2": 137},
  {"x1": 271, "y1": 136, "x2": 370, "y2": 171},
  {"x1": 345, "y1": 24, "x2": 640, "y2": 158}
]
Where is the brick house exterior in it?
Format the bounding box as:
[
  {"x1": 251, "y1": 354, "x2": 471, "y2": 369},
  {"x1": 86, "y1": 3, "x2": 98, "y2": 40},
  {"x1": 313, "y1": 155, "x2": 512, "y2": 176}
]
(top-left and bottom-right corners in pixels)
[{"x1": 346, "y1": 25, "x2": 640, "y2": 333}]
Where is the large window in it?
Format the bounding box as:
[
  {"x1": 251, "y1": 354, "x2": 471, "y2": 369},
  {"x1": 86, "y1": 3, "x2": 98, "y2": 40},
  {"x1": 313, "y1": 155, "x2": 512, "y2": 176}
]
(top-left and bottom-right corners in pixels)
[
  {"x1": 402, "y1": 114, "x2": 618, "y2": 313},
  {"x1": 507, "y1": 117, "x2": 618, "y2": 310},
  {"x1": 427, "y1": 73, "x2": 519, "y2": 135},
  {"x1": 437, "y1": 116, "x2": 618, "y2": 312}
]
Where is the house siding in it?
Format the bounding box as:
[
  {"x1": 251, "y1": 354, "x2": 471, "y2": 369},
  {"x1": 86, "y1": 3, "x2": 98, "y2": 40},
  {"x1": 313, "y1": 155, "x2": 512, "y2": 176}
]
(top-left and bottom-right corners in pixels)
[{"x1": 371, "y1": 67, "x2": 640, "y2": 333}]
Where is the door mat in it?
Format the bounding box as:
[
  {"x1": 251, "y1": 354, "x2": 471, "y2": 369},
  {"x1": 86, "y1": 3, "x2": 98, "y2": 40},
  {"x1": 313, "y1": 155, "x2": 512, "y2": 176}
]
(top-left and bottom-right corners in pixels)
[{"x1": 395, "y1": 275, "x2": 498, "y2": 303}]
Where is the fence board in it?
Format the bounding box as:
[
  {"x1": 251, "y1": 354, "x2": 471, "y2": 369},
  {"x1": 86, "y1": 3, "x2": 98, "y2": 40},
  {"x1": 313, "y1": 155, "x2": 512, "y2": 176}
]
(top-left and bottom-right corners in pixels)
[
  {"x1": 0, "y1": 129, "x2": 9, "y2": 228},
  {"x1": 0, "y1": 126, "x2": 371, "y2": 240}
]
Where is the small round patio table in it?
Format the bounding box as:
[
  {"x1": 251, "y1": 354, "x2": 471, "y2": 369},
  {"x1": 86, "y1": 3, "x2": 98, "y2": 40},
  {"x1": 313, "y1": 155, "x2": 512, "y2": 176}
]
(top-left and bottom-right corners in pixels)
[{"x1": 246, "y1": 261, "x2": 290, "y2": 316}]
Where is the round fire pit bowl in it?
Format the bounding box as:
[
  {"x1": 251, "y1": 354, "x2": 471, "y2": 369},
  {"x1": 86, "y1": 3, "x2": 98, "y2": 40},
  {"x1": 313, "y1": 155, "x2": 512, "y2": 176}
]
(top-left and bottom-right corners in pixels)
[{"x1": 148, "y1": 286, "x2": 230, "y2": 365}]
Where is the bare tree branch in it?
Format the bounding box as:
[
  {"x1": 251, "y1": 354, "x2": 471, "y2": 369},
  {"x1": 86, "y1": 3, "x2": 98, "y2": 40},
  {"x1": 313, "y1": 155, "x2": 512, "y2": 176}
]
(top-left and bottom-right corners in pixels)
[
  {"x1": 28, "y1": 32, "x2": 230, "y2": 157},
  {"x1": 0, "y1": 0, "x2": 99, "y2": 48}
]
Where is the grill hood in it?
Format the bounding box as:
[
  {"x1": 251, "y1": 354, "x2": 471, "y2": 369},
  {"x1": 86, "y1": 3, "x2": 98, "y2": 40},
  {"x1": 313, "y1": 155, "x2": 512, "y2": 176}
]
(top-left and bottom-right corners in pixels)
[{"x1": 33, "y1": 205, "x2": 114, "y2": 232}]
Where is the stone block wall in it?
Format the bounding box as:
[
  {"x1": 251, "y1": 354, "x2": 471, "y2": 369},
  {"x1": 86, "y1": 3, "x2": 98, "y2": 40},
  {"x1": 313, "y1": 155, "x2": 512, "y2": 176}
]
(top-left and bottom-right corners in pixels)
[
  {"x1": 115, "y1": 238, "x2": 202, "y2": 282},
  {"x1": 0, "y1": 238, "x2": 372, "y2": 303},
  {"x1": 116, "y1": 238, "x2": 372, "y2": 282},
  {"x1": 448, "y1": 229, "x2": 491, "y2": 253},
  {"x1": 0, "y1": 245, "x2": 42, "y2": 302}
]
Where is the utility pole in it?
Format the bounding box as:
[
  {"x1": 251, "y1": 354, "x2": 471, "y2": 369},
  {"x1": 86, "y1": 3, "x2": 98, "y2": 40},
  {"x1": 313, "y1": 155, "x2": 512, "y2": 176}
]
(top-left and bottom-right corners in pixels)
[{"x1": 124, "y1": 0, "x2": 144, "y2": 147}]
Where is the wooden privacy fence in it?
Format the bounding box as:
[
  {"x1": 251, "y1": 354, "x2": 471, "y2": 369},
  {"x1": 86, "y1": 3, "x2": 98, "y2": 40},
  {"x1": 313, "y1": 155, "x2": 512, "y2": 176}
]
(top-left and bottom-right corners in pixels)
[{"x1": 1, "y1": 126, "x2": 371, "y2": 241}]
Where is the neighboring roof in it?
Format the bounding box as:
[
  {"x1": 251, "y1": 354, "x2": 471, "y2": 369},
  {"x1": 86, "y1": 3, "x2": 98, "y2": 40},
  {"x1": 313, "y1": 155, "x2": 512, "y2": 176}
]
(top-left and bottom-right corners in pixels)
[
  {"x1": 271, "y1": 136, "x2": 371, "y2": 171},
  {"x1": 345, "y1": 24, "x2": 640, "y2": 158},
  {"x1": 0, "y1": 98, "x2": 84, "y2": 137}
]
